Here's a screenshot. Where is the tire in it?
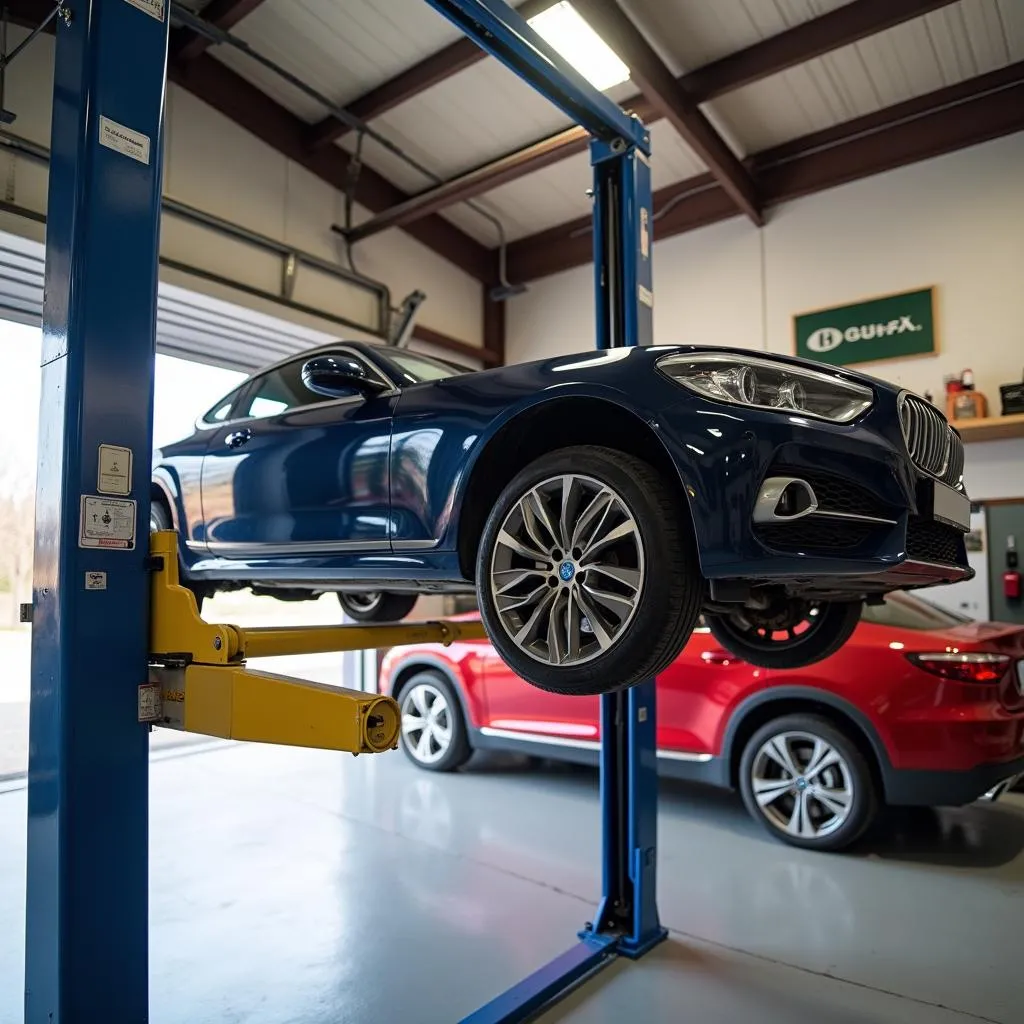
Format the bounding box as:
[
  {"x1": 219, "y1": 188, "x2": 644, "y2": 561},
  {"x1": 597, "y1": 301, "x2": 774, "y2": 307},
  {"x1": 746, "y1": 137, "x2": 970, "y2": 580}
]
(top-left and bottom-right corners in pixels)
[
  {"x1": 739, "y1": 713, "x2": 878, "y2": 852},
  {"x1": 338, "y1": 591, "x2": 418, "y2": 622},
  {"x1": 150, "y1": 497, "x2": 206, "y2": 613},
  {"x1": 149, "y1": 496, "x2": 173, "y2": 536},
  {"x1": 476, "y1": 445, "x2": 702, "y2": 696},
  {"x1": 397, "y1": 670, "x2": 472, "y2": 772},
  {"x1": 706, "y1": 599, "x2": 861, "y2": 669}
]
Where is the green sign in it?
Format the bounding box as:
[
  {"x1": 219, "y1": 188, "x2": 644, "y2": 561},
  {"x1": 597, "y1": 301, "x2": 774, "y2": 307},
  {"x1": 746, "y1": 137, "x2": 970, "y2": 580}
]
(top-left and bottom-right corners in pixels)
[{"x1": 794, "y1": 287, "x2": 936, "y2": 367}]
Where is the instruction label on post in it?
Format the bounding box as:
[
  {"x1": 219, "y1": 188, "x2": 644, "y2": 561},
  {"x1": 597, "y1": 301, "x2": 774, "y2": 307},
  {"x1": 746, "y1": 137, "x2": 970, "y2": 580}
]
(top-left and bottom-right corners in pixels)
[
  {"x1": 123, "y1": 0, "x2": 165, "y2": 21},
  {"x1": 97, "y1": 444, "x2": 133, "y2": 495},
  {"x1": 98, "y1": 116, "x2": 151, "y2": 165},
  {"x1": 79, "y1": 496, "x2": 136, "y2": 550},
  {"x1": 138, "y1": 683, "x2": 163, "y2": 724}
]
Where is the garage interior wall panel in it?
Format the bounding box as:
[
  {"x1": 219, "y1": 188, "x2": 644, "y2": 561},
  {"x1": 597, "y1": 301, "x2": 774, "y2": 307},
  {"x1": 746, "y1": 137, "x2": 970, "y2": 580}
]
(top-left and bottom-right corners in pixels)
[
  {"x1": 761, "y1": 132, "x2": 1024, "y2": 403},
  {"x1": 507, "y1": 218, "x2": 764, "y2": 364},
  {"x1": 0, "y1": 30, "x2": 483, "y2": 364}
]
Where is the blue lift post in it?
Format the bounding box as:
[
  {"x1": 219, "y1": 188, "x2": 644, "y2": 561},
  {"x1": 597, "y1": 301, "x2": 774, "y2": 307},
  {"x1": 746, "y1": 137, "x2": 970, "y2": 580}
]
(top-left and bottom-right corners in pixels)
[
  {"x1": 25, "y1": 0, "x2": 658, "y2": 1019},
  {"x1": 421, "y1": 2, "x2": 667, "y2": 1020},
  {"x1": 25, "y1": 1, "x2": 169, "y2": 1021}
]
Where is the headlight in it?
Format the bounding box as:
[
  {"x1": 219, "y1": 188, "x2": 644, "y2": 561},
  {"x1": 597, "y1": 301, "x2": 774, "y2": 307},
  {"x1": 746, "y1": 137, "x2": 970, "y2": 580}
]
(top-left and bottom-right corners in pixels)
[{"x1": 657, "y1": 354, "x2": 873, "y2": 423}]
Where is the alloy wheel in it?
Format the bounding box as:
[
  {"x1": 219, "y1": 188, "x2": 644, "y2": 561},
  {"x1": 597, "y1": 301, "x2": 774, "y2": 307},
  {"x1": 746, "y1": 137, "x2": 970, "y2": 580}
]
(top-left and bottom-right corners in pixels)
[
  {"x1": 489, "y1": 473, "x2": 645, "y2": 667},
  {"x1": 343, "y1": 591, "x2": 383, "y2": 614},
  {"x1": 750, "y1": 730, "x2": 854, "y2": 840},
  {"x1": 401, "y1": 682, "x2": 453, "y2": 766}
]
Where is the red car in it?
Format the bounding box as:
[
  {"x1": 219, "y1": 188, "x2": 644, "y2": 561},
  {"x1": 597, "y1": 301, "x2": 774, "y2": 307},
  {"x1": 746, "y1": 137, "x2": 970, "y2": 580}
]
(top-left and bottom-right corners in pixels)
[{"x1": 379, "y1": 593, "x2": 1024, "y2": 851}]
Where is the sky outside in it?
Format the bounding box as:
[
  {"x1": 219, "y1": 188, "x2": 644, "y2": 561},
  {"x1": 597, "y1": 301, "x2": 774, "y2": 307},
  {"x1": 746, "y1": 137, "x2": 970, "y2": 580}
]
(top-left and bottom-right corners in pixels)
[{"x1": 0, "y1": 319, "x2": 246, "y2": 493}]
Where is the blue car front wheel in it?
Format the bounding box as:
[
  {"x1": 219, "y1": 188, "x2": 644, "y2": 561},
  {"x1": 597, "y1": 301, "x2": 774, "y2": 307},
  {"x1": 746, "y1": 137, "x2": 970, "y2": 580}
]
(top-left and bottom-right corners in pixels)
[{"x1": 476, "y1": 445, "x2": 702, "y2": 696}]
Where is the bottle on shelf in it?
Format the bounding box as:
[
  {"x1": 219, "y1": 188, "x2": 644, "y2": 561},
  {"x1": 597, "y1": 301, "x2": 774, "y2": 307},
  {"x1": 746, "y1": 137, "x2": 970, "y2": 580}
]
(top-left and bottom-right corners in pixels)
[{"x1": 951, "y1": 368, "x2": 988, "y2": 421}]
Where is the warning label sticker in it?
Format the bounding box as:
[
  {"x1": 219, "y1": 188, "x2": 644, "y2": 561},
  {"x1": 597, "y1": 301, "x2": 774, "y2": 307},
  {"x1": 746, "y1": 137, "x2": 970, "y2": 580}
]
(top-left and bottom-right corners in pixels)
[
  {"x1": 98, "y1": 116, "x2": 151, "y2": 165},
  {"x1": 79, "y1": 496, "x2": 136, "y2": 550},
  {"x1": 138, "y1": 683, "x2": 162, "y2": 723},
  {"x1": 98, "y1": 443, "x2": 133, "y2": 496},
  {"x1": 123, "y1": 0, "x2": 165, "y2": 21}
]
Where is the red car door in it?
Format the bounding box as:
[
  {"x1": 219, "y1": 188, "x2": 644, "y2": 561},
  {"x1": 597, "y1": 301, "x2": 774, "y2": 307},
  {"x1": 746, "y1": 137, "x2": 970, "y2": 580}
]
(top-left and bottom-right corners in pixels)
[
  {"x1": 481, "y1": 646, "x2": 600, "y2": 745},
  {"x1": 656, "y1": 621, "x2": 765, "y2": 757},
  {"x1": 480, "y1": 621, "x2": 761, "y2": 757}
]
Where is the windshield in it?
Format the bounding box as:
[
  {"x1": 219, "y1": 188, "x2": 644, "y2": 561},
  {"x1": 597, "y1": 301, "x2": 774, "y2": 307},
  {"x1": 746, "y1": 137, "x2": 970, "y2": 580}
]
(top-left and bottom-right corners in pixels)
[
  {"x1": 386, "y1": 349, "x2": 469, "y2": 384},
  {"x1": 860, "y1": 592, "x2": 973, "y2": 631}
]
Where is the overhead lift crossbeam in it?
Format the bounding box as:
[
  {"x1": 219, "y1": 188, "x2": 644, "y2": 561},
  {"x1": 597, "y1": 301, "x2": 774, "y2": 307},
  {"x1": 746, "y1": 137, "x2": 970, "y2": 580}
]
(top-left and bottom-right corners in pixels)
[{"x1": 25, "y1": 0, "x2": 661, "y2": 1021}]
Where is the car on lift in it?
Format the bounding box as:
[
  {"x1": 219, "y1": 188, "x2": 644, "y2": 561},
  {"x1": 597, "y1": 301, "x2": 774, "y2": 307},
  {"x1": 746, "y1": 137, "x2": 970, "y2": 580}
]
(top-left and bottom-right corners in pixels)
[
  {"x1": 152, "y1": 340, "x2": 973, "y2": 696},
  {"x1": 378, "y1": 592, "x2": 1024, "y2": 852}
]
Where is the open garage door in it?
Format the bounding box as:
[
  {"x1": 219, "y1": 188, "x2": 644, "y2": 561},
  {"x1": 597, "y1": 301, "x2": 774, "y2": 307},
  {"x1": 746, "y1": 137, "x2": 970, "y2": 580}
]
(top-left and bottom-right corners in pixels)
[{"x1": 0, "y1": 227, "x2": 338, "y2": 374}]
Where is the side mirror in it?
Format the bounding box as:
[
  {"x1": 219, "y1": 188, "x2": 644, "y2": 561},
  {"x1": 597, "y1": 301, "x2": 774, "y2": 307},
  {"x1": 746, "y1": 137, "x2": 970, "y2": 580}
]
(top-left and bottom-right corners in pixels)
[{"x1": 301, "y1": 355, "x2": 387, "y2": 399}]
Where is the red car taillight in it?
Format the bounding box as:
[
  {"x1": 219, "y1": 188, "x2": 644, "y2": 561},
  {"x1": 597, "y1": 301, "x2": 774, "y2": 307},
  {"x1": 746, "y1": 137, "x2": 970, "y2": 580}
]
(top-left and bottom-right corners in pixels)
[{"x1": 906, "y1": 652, "x2": 1011, "y2": 683}]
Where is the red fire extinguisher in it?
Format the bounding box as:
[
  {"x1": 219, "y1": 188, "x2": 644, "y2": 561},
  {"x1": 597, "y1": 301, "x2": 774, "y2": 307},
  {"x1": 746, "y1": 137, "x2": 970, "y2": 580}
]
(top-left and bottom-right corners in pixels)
[{"x1": 1005, "y1": 538, "x2": 1021, "y2": 601}]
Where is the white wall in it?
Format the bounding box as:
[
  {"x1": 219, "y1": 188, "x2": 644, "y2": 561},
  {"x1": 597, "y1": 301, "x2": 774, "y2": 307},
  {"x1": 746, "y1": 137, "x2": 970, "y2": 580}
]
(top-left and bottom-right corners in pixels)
[{"x1": 0, "y1": 30, "x2": 483, "y2": 348}]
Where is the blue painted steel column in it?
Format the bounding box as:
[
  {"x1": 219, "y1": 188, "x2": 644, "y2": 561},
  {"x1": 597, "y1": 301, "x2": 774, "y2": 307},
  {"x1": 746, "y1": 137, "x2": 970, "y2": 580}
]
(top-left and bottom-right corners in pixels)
[
  {"x1": 588, "y1": 135, "x2": 666, "y2": 956},
  {"x1": 26, "y1": 1, "x2": 169, "y2": 1020}
]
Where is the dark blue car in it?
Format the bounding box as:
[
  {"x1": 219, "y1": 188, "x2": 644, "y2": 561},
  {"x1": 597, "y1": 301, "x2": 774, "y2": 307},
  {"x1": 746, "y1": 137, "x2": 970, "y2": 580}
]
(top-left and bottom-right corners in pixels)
[{"x1": 152, "y1": 341, "x2": 973, "y2": 695}]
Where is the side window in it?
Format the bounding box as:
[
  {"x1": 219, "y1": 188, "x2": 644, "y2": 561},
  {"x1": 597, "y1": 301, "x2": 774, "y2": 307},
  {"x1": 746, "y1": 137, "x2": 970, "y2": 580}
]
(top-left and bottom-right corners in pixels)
[
  {"x1": 387, "y1": 349, "x2": 467, "y2": 383},
  {"x1": 236, "y1": 362, "x2": 309, "y2": 419},
  {"x1": 201, "y1": 388, "x2": 242, "y2": 426},
  {"x1": 236, "y1": 351, "x2": 389, "y2": 420}
]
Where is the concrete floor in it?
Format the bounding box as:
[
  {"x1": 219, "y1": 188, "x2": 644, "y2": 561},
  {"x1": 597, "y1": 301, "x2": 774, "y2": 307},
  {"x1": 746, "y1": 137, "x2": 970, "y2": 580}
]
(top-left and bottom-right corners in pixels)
[{"x1": 1, "y1": 740, "x2": 1023, "y2": 1024}]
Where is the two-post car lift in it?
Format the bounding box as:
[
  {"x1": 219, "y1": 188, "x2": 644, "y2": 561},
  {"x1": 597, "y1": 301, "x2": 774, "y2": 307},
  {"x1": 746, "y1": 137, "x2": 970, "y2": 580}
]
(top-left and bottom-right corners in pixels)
[{"x1": 25, "y1": 0, "x2": 662, "y2": 1021}]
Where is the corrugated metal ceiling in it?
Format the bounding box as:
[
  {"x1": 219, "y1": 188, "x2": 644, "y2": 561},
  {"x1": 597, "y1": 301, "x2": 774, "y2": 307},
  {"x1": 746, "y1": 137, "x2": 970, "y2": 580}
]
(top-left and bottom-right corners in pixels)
[
  {"x1": 201, "y1": 0, "x2": 1022, "y2": 245},
  {"x1": 213, "y1": 0, "x2": 465, "y2": 122},
  {"x1": 712, "y1": 0, "x2": 1023, "y2": 153}
]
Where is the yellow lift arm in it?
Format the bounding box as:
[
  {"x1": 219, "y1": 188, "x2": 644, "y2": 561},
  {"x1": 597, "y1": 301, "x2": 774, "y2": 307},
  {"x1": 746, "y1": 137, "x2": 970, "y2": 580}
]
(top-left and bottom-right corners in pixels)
[{"x1": 144, "y1": 530, "x2": 487, "y2": 755}]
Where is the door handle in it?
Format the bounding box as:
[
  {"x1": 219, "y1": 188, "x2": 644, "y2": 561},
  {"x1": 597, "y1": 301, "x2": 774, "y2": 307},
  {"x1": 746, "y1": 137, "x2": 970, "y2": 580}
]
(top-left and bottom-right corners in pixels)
[{"x1": 225, "y1": 429, "x2": 252, "y2": 449}]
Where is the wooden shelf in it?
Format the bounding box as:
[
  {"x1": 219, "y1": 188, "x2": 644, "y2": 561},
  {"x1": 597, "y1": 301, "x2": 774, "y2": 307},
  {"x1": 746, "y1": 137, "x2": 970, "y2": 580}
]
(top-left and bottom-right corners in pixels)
[{"x1": 955, "y1": 412, "x2": 1024, "y2": 443}]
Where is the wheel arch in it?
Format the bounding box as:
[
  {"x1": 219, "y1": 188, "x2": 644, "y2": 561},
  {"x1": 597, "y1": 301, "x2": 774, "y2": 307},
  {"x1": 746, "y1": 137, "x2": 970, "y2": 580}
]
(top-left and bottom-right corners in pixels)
[
  {"x1": 721, "y1": 686, "x2": 892, "y2": 799},
  {"x1": 151, "y1": 470, "x2": 180, "y2": 530},
  {"x1": 385, "y1": 655, "x2": 478, "y2": 733},
  {"x1": 452, "y1": 392, "x2": 697, "y2": 579}
]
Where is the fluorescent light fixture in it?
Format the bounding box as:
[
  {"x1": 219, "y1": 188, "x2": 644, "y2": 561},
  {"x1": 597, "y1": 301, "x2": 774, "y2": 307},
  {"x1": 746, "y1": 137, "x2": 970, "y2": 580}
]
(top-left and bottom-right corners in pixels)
[{"x1": 528, "y1": 2, "x2": 630, "y2": 92}]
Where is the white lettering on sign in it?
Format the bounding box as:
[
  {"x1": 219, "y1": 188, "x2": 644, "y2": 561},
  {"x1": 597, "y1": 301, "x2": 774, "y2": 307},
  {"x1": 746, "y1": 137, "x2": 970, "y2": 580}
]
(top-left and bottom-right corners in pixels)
[
  {"x1": 806, "y1": 316, "x2": 923, "y2": 354},
  {"x1": 79, "y1": 496, "x2": 137, "y2": 551},
  {"x1": 98, "y1": 116, "x2": 151, "y2": 165},
  {"x1": 97, "y1": 444, "x2": 133, "y2": 496},
  {"x1": 638, "y1": 284, "x2": 654, "y2": 308},
  {"x1": 123, "y1": 0, "x2": 165, "y2": 21}
]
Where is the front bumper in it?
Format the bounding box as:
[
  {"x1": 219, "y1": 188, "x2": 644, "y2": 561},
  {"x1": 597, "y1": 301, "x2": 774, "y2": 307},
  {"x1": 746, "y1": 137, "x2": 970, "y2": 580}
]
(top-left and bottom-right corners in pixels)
[
  {"x1": 656, "y1": 386, "x2": 972, "y2": 592},
  {"x1": 884, "y1": 756, "x2": 1024, "y2": 807}
]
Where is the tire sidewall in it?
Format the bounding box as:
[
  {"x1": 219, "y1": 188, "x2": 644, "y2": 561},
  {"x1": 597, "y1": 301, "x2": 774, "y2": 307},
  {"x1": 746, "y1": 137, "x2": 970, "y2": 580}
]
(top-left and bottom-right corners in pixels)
[
  {"x1": 476, "y1": 447, "x2": 687, "y2": 695},
  {"x1": 739, "y1": 714, "x2": 877, "y2": 852},
  {"x1": 397, "y1": 671, "x2": 471, "y2": 772},
  {"x1": 150, "y1": 498, "x2": 172, "y2": 533}
]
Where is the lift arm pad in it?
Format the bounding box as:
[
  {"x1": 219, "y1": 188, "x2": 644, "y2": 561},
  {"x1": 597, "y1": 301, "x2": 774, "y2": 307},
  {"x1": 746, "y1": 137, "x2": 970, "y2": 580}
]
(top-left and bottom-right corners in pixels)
[{"x1": 151, "y1": 664, "x2": 400, "y2": 753}]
